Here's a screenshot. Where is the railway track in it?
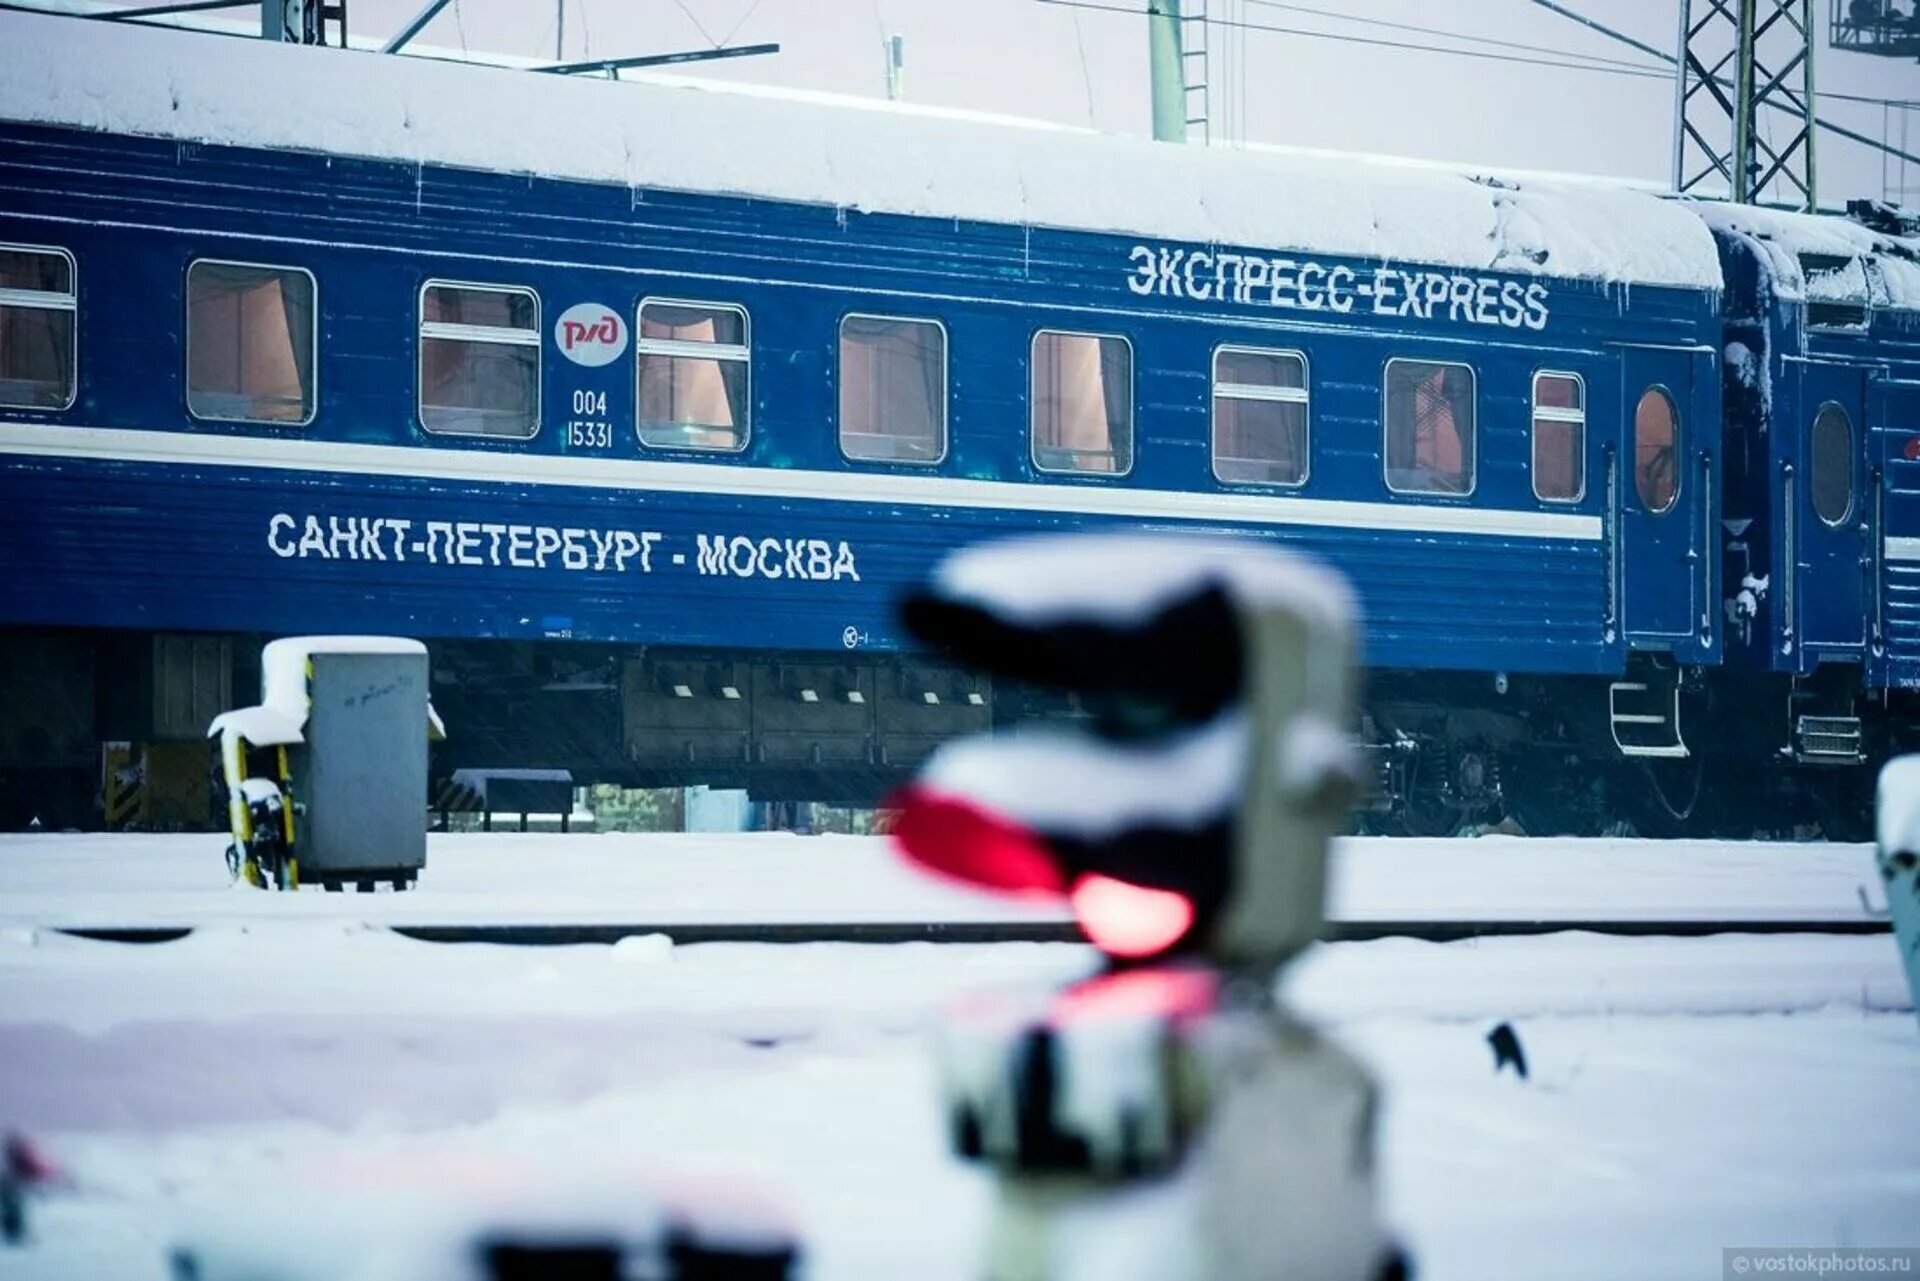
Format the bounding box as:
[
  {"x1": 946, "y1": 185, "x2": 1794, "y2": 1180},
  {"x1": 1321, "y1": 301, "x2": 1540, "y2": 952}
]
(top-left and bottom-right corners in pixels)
[{"x1": 53, "y1": 917, "x2": 1893, "y2": 947}]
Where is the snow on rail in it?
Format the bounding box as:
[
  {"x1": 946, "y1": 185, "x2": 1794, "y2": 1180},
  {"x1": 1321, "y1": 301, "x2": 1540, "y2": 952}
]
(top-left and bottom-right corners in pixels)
[
  {"x1": 0, "y1": 8, "x2": 1724, "y2": 292},
  {"x1": 0, "y1": 832, "x2": 1882, "y2": 932}
]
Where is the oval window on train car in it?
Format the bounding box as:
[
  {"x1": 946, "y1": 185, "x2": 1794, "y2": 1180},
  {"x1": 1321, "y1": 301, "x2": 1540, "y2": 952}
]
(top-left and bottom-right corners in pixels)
[
  {"x1": 1810, "y1": 402, "x2": 1855, "y2": 527},
  {"x1": 1632, "y1": 387, "x2": 1679, "y2": 514}
]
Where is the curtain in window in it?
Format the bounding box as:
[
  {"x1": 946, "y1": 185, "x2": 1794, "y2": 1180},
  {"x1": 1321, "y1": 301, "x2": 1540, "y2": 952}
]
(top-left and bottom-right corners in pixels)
[
  {"x1": 1035, "y1": 333, "x2": 1129, "y2": 474},
  {"x1": 1412, "y1": 369, "x2": 1463, "y2": 480},
  {"x1": 1531, "y1": 375, "x2": 1583, "y2": 502},
  {"x1": 1533, "y1": 421, "x2": 1580, "y2": 499},
  {"x1": 1100, "y1": 340, "x2": 1129, "y2": 470},
  {"x1": 421, "y1": 339, "x2": 536, "y2": 437},
  {"x1": 187, "y1": 264, "x2": 312, "y2": 423},
  {"x1": 638, "y1": 306, "x2": 747, "y2": 448},
  {"x1": 1386, "y1": 362, "x2": 1472, "y2": 494},
  {"x1": 1213, "y1": 350, "x2": 1306, "y2": 486},
  {"x1": 840, "y1": 317, "x2": 942, "y2": 462},
  {"x1": 1215, "y1": 396, "x2": 1305, "y2": 484},
  {"x1": 280, "y1": 274, "x2": 313, "y2": 403},
  {"x1": 0, "y1": 307, "x2": 72, "y2": 409}
]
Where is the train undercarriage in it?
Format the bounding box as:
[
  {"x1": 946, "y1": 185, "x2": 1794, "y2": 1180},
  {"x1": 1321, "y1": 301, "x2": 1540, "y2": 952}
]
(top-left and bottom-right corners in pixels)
[
  {"x1": 1357, "y1": 660, "x2": 1903, "y2": 841},
  {"x1": 0, "y1": 628, "x2": 1905, "y2": 840}
]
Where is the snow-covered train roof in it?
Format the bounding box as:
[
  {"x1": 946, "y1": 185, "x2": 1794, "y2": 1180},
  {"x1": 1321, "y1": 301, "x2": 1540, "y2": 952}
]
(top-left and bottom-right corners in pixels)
[
  {"x1": 0, "y1": 8, "x2": 1724, "y2": 293},
  {"x1": 1690, "y1": 201, "x2": 1920, "y2": 312}
]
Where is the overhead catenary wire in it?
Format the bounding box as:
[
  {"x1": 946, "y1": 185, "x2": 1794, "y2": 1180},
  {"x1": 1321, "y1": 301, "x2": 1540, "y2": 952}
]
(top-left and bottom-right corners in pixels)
[
  {"x1": 1033, "y1": 0, "x2": 1678, "y2": 80},
  {"x1": 1523, "y1": 0, "x2": 1918, "y2": 107},
  {"x1": 717, "y1": 0, "x2": 766, "y2": 48},
  {"x1": 669, "y1": 0, "x2": 722, "y2": 48},
  {"x1": 1245, "y1": 0, "x2": 1672, "y2": 73},
  {"x1": 1523, "y1": 0, "x2": 1672, "y2": 64},
  {"x1": 1034, "y1": 0, "x2": 1920, "y2": 175},
  {"x1": 1069, "y1": 5, "x2": 1098, "y2": 126},
  {"x1": 1522, "y1": 0, "x2": 1920, "y2": 167}
]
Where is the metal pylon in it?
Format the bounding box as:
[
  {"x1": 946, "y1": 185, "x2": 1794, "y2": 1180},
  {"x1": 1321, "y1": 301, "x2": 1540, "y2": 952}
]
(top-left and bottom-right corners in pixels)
[
  {"x1": 1181, "y1": 0, "x2": 1210, "y2": 143},
  {"x1": 1673, "y1": 0, "x2": 1818, "y2": 210}
]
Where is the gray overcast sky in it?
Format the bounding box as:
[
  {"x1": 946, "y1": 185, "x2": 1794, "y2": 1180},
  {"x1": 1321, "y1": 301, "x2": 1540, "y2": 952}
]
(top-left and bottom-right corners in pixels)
[{"x1": 117, "y1": 0, "x2": 1920, "y2": 203}]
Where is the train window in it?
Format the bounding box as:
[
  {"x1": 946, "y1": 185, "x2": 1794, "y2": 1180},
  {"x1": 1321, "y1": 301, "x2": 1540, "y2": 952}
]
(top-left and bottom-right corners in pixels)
[
  {"x1": 1212, "y1": 345, "x2": 1308, "y2": 487},
  {"x1": 1031, "y1": 329, "x2": 1132, "y2": 476},
  {"x1": 1810, "y1": 402, "x2": 1855, "y2": 526},
  {"x1": 418, "y1": 282, "x2": 540, "y2": 439},
  {"x1": 186, "y1": 260, "x2": 316, "y2": 426},
  {"x1": 1531, "y1": 371, "x2": 1585, "y2": 503},
  {"x1": 1632, "y1": 387, "x2": 1680, "y2": 514},
  {"x1": 0, "y1": 245, "x2": 76, "y2": 411},
  {"x1": 839, "y1": 314, "x2": 946, "y2": 464},
  {"x1": 1383, "y1": 358, "x2": 1475, "y2": 495},
  {"x1": 636, "y1": 299, "x2": 749, "y2": 452}
]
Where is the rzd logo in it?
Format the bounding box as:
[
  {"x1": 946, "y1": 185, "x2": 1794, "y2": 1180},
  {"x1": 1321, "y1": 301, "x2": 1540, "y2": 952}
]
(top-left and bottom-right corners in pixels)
[{"x1": 554, "y1": 302, "x2": 629, "y2": 368}]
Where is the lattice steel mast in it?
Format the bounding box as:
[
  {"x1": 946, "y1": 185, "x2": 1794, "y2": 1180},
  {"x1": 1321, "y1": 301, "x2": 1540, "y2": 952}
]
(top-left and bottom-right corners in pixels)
[{"x1": 1673, "y1": 0, "x2": 1818, "y2": 209}]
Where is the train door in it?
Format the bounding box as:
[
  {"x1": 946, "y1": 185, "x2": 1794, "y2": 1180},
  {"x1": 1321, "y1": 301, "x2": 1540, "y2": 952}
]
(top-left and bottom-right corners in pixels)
[
  {"x1": 1618, "y1": 347, "x2": 1706, "y2": 649},
  {"x1": 1869, "y1": 378, "x2": 1920, "y2": 676},
  {"x1": 1793, "y1": 362, "x2": 1869, "y2": 653}
]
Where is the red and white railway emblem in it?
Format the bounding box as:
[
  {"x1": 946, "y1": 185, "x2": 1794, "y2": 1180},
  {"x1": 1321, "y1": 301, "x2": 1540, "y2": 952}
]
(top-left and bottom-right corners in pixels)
[{"x1": 554, "y1": 302, "x2": 628, "y2": 368}]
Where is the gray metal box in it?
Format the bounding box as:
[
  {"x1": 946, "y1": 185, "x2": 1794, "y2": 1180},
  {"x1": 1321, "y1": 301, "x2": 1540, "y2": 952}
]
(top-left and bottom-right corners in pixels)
[{"x1": 298, "y1": 650, "x2": 428, "y2": 880}]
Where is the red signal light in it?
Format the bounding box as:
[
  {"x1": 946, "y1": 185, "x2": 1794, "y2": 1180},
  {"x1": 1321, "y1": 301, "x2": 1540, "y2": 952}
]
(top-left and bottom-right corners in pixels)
[
  {"x1": 889, "y1": 788, "x2": 1200, "y2": 960},
  {"x1": 1068, "y1": 873, "x2": 1196, "y2": 959},
  {"x1": 887, "y1": 787, "x2": 1063, "y2": 896},
  {"x1": 1903, "y1": 437, "x2": 1920, "y2": 462}
]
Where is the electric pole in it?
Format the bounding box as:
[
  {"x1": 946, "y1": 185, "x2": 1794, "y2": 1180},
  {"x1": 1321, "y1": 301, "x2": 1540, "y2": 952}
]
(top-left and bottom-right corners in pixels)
[
  {"x1": 1673, "y1": 0, "x2": 1818, "y2": 209},
  {"x1": 1148, "y1": 0, "x2": 1186, "y2": 143}
]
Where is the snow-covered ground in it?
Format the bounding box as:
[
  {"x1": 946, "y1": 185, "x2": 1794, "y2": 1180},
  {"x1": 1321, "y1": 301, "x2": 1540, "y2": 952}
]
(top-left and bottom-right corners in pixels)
[
  {"x1": 0, "y1": 831, "x2": 1885, "y2": 929},
  {"x1": 0, "y1": 834, "x2": 1913, "y2": 1279}
]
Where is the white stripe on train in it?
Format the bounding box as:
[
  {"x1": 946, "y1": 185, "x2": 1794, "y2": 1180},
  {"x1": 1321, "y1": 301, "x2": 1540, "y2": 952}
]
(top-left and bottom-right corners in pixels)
[{"x1": 0, "y1": 422, "x2": 1604, "y2": 542}]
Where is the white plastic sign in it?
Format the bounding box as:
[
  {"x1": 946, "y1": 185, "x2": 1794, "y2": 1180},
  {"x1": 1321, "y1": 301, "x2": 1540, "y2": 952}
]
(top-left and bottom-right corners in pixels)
[{"x1": 554, "y1": 303, "x2": 629, "y2": 368}]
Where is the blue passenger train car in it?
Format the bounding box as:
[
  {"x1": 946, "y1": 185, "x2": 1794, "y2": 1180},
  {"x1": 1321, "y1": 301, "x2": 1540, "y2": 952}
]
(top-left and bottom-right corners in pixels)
[
  {"x1": 1693, "y1": 203, "x2": 1920, "y2": 832},
  {"x1": 0, "y1": 11, "x2": 1912, "y2": 834}
]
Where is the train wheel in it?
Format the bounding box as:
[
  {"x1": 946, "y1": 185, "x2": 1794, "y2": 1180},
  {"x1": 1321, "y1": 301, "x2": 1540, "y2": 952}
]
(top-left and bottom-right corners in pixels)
[
  {"x1": 1388, "y1": 796, "x2": 1459, "y2": 838},
  {"x1": 1349, "y1": 811, "x2": 1395, "y2": 836},
  {"x1": 1620, "y1": 756, "x2": 1704, "y2": 838},
  {"x1": 1810, "y1": 776, "x2": 1874, "y2": 843}
]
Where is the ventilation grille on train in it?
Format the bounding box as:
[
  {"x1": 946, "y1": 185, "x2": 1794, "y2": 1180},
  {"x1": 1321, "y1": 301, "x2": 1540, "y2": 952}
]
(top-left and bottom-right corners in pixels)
[{"x1": 1799, "y1": 253, "x2": 1870, "y2": 330}]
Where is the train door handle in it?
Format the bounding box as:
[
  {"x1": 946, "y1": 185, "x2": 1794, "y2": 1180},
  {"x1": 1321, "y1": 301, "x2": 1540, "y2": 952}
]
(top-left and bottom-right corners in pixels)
[{"x1": 1699, "y1": 451, "x2": 1714, "y2": 646}]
